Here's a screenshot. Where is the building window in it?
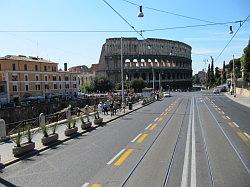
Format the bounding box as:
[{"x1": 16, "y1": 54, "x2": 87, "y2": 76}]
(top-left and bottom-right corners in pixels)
[
  {"x1": 35, "y1": 65, "x2": 38, "y2": 71},
  {"x1": 73, "y1": 84, "x2": 77, "y2": 88},
  {"x1": 12, "y1": 64, "x2": 16, "y2": 71},
  {"x1": 25, "y1": 75, "x2": 28, "y2": 81},
  {"x1": 45, "y1": 84, "x2": 49, "y2": 90},
  {"x1": 59, "y1": 84, "x2": 62, "y2": 89},
  {"x1": 52, "y1": 76, "x2": 57, "y2": 81},
  {"x1": 25, "y1": 85, "x2": 29, "y2": 91},
  {"x1": 73, "y1": 77, "x2": 76, "y2": 81},
  {"x1": 59, "y1": 76, "x2": 61, "y2": 81},
  {"x1": 44, "y1": 66, "x2": 47, "y2": 71},
  {"x1": 65, "y1": 76, "x2": 69, "y2": 81},
  {"x1": 13, "y1": 85, "x2": 17, "y2": 92},
  {"x1": 24, "y1": 64, "x2": 28, "y2": 71},
  {"x1": 65, "y1": 84, "x2": 69, "y2": 89},
  {"x1": 54, "y1": 84, "x2": 57, "y2": 89},
  {"x1": 45, "y1": 76, "x2": 48, "y2": 81},
  {"x1": 12, "y1": 75, "x2": 18, "y2": 81},
  {"x1": 36, "y1": 75, "x2": 39, "y2": 81},
  {"x1": 35, "y1": 84, "x2": 41, "y2": 90}
]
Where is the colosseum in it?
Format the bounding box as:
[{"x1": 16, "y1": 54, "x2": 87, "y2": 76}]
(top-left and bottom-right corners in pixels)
[{"x1": 96, "y1": 37, "x2": 192, "y2": 90}]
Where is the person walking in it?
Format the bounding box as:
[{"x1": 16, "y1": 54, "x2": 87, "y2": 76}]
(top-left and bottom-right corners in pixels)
[
  {"x1": 103, "y1": 102, "x2": 108, "y2": 115},
  {"x1": 110, "y1": 102, "x2": 114, "y2": 116},
  {"x1": 113, "y1": 100, "x2": 117, "y2": 115},
  {"x1": 98, "y1": 102, "x2": 103, "y2": 116}
]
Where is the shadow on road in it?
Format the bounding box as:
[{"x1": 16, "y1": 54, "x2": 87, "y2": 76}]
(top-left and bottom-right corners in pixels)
[{"x1": 0, "y1": 177, "x2": 17, "y2": 187}]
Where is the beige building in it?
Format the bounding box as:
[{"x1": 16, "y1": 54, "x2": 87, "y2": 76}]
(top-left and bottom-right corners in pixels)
[
  {"x1": 69, "y1": 64, "x2": 97, "y2": 87},
  {"x1": 0, "y1": 55, "x2": 79, "y2": 103}
]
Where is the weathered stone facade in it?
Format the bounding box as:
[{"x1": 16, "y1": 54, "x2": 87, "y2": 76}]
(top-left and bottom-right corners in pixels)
[{"x1": 97, "y1": 38, "x2": 192, "y2": 90}]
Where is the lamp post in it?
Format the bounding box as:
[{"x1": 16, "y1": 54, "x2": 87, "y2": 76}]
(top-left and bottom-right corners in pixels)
[
  {"x1": 233, "y1": 55, "x2": 236, "y2": 97},
  {"x1": 121, "y1": 37, "x2": 125, "y2": 106}
]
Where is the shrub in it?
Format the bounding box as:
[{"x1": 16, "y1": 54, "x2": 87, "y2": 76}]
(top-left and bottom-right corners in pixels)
[
  {"x1": 13, "y1": 129, "x2": 22, "y2": 147},
  {"x1": 25, "y1": 126, "x2": 33, "y2": 143}
]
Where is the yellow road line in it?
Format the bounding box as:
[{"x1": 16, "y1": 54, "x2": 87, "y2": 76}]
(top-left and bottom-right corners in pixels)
[
  {"x1": 222, "y1": 115, "x2": 227, "y2": 120},
  {"x1": 91, "y1": 184, "x2": 101, "y2": 187},
  {"x1": 158, "y1": 117, "x2": 163, "y2": 122},
  {"x1": 114, "y1": 149, "x2": 134, "y2": 166},
  {"x1": 228, "y1": 122, "x2": 235, "y2": 128},
  {"x1": 136, "y1": 134, "x2": 149, "y2": 143},
  {"x1": 237, "y1": 132, "x2": 248, "y2": 142},
  {"x1": 149, "y1": 124, "x2": 157, "y2": 130}
]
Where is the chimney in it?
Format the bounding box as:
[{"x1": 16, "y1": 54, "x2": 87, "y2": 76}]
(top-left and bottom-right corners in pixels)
[{"x1": 64, "y1": 63, "x2": 67, "y2": 71}]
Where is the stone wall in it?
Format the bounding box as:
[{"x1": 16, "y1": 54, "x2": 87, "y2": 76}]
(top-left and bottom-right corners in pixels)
[{"x1": 236, "y1": 87, "x2": 250, "y2": 97}]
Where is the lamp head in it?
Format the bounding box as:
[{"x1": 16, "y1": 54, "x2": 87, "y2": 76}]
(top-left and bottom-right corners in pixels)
[{"x1": 138, "y1": 6, "x2": 144, "y2": 17}]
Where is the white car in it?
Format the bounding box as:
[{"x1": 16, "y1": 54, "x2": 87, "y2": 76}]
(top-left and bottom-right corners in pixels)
[
  {"x1": 163, "y1": 92, "x2": 171, "y2": 97},
  {"x1": 213, "y1": 89, "x2": 220, "y2": 94}
]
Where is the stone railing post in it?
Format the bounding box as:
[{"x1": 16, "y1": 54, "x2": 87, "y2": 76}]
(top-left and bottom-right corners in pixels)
[
  {"x1": 0, "y1": 119, "x2": 7, "y2": 141},
  {"x1": 39, "y1": 113, "x2": 45, "y2": 126},
  {"x1": 66, "y1": 108, "x2": 71, "y2": 120}
]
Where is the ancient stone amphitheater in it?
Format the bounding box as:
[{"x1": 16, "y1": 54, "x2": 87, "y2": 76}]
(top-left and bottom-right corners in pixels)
[{"x1": 97, "y1": 37, "x2": 192, "y2": 90}]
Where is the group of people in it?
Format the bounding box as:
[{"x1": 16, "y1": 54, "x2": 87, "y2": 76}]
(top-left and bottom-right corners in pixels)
[{"x1": 97, "y1": 100, "x2": 125, "y2": 116}]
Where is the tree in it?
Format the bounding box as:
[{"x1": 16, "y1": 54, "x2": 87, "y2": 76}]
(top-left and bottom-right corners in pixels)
[
  {"x1": 92, "y1": 77, "x2": 113, "y2": 92},
  {"x1": 222, "y1": 61, "x2": 226, "y2": 83},
  {"x1": 131, "y1": 78, "x2": 145, "y2": 92},
  {"x1": 206, "y1": 64, "x2": 211, "y2": 88},
  {"x1": 192, "y1": 74, "x2": 201, "y2": 85},
  {"x1": 210, "y1": 57, "x2": 215, "y2": 86},
  {"x1": 214, "y1": 67, "x2": 221, "y2": 86},
  {"x1": 241, "y1": 40, "x2": 250, "y2": 81},
  {"x1": 80, "y1": 81, "x2": 93, "y2": 93}
]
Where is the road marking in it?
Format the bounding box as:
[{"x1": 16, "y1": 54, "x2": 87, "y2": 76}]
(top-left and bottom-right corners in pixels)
[
  {"x1": 204, "y1": 102, "x2": 250, "y2": 174},
  {"x1": 131, "y1": 133, "x2": 142, "y2": 142},
  {"x1": 158, "y1": 117, "x2": 163, "y2": 122},
  {"x1": 217, "y1": 108, "x2": 221, "y2": 111},
  {"x1": 145, "y1": 123, "x2": 152, "y2": 130},
  {"x1": 91, "y1": 184, "x2": 101, "y2": 187},
  {"x1": 154, "y1": 117, "x2": 159, "y2": 122},
  {"x1": 222, "y1": 115, "x2": 227, "y2": 120},
  {"x1": 191, "y1": 97, "x2": 196, "y2": 187},
  {"x1": 107, "y1": 149, "x2": 125, "y2": 165},
  {"x1": 244, "y1": 132, "x2": 250, "y2": 139},
  {"x1": 237, "y1": 132, "x2": 248, "y2": 141},
  {"x1": 233, "y1": 122, "x2": 239, "y2": 128},
  {"x1": 228, "y1": 122, "x2": 235, "y2": 128},
  {"x1": 136, "y1": 133, "x2": 149, "y2": 143},
  {"x1": 114, "y1": 149, "x2": 133, "y2": 166},
  {"x1": 222, "y1": 111, "x2": 225, "y2": 114},
  {"x1": 181, "y1": 97, "x2": 192, "y2": 187},
  {"x1": 226, "y1": 116, "x2": 230, "y2": 120},
  {"x1": 149, "y1": 124, "x2": 157, "y2": 130},
  {"x1": 81, "y1": 183, "x2": 89, "y2": 187}
]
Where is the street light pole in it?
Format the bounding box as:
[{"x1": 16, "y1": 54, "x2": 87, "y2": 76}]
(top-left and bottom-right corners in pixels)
[
  {"x1": 121, "y1": 37, "x2": 125, "y2": 105},
  {"x1": 233, "y1": 55, "x2": 236, "y2": 97}
]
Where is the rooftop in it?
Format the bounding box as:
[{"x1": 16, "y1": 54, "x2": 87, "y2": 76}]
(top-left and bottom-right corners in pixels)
[{"x1": 0, "y1": 55, "x2": 58, "y2": 64}]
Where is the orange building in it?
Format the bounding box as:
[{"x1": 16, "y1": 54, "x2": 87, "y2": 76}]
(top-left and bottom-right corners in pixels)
[{"x1": 0, "y1": 55, "x2": 79, "y2": 104}]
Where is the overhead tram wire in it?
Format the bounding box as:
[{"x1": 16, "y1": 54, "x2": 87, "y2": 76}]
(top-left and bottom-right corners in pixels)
[
  {"x1": 0, "y1": 19, "x2": 248, "y2": 33},
  {"x1": 122, "y1": 0, "x2": 221, "y2": 25},
  {"x1": 214, "y1": 14, "x2": 250, "y2": 62}
]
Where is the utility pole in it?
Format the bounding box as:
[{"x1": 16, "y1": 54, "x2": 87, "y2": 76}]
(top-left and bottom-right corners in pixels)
[
  {"x1": 233, "y1": 55, "x2": 236, "y2": 97},
  {"x1": 121, "y1": 37, "x2": 124, "y2": 105}
]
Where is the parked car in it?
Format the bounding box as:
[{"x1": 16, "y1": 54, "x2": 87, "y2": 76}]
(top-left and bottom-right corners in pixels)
[
  {"x1": 163, "y1": 91, "x2": 171, "y2": 97},
  {"x1": 213, "y1": 89, "x2": 220, "y2": 94}
]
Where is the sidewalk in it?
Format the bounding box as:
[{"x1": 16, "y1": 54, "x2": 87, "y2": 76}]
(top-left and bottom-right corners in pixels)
[
  {"x1": 0, "y1": 101, "x2": 144, "y2": 167},
  {"x1": 224, "y1": 92, "x2": 250, "y2": 108}
]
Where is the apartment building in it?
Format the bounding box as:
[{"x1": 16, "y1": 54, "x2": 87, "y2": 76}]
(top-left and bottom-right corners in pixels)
[{"x1": 0, "y1": 55, "x2": 79, "y2": 104}]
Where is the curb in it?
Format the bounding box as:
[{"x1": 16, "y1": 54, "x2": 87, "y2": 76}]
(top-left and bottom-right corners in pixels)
[{"x1": 3, "y1": 101, "x2": 156, "y2": 167}]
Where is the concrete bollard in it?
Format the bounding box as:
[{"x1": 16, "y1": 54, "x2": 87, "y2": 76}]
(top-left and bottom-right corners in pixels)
[
  {"x1": 0, "y1": 119, "x2": 7, "y2": 141},
  {"x1": 39, "y1": 113, "x2": 45, "y2": 126}
]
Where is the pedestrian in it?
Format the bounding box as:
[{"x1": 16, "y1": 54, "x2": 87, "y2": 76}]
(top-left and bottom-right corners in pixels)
[
  {"x1": 122, "y1": 102, "x2": 126, "y2": 113},
  {"x1": 98, "y1": 102, "x2": 103, "y2": 115},
  {"x1": 113, "y1": 100, "x2": 117, "y2": 115},
  {"x1": 103, "y1": 102, "x2": 108, "y2": 115},
  {"x1": 110, "y1": 102, "x2": 114, "y2": 116}
]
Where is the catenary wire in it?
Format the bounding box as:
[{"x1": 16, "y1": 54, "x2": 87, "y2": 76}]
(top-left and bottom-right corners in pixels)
[{"x1": 214, "y1": 14, "x2": 250, "y2": 62}]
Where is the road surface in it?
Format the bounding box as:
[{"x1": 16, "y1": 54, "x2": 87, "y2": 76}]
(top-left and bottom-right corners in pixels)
[{"x1": 1, "y1": 92, "x2": 249, "y2": 187}]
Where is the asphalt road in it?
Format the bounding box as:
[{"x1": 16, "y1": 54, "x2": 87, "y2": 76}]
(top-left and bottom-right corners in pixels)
[{"x1": 0, "y1": 92, "x2": 250, "y2": 187}]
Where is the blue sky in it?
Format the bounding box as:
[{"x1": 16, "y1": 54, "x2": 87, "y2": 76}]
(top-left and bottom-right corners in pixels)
[{"x1": 0, "y1": 0, "x2": 249, "y2": 74}]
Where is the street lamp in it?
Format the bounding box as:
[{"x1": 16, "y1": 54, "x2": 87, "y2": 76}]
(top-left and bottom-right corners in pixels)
[
  {"x1": 233, "y1": 55, "x2": 236, "y2": 97},
  {"x1": 121, "y1": 37, "x2": 125, "y2": 107},
  {"x1": 138, "y1": 6, "x2": 144, "y2": 17}
]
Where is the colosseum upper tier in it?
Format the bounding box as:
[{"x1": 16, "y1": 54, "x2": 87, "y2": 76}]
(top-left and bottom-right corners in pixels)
[{"x1": 97, "y1": 37, "x2": 192, "y2": 90}]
